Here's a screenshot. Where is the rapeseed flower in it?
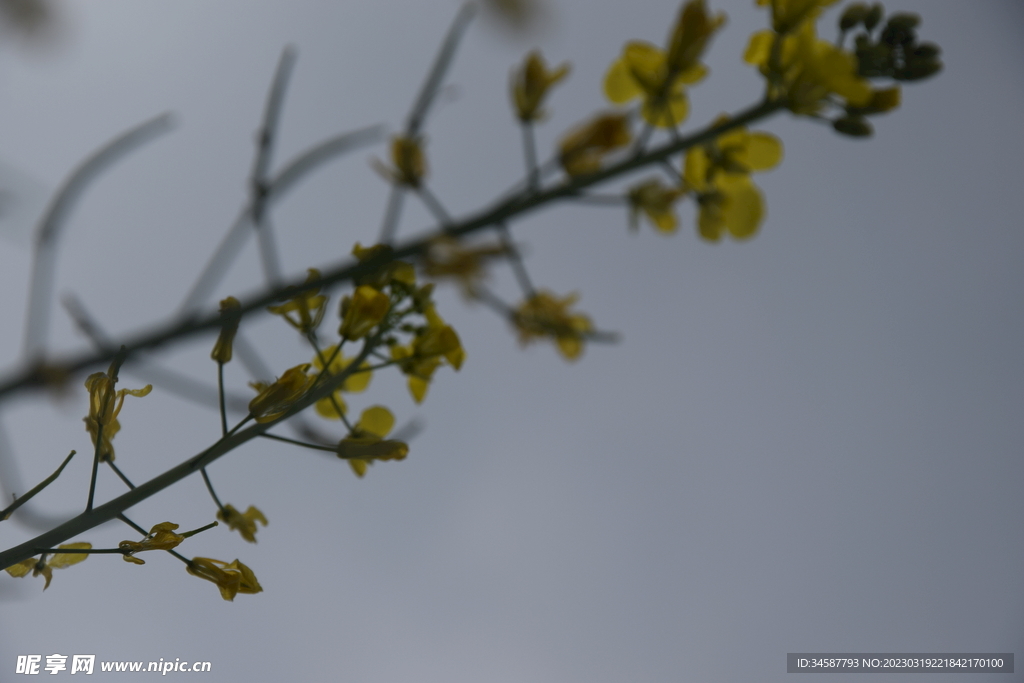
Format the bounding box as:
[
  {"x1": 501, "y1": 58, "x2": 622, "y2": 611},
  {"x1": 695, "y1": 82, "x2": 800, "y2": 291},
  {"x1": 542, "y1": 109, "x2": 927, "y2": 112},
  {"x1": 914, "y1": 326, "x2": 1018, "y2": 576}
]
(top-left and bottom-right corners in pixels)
[
  {"x1": 513, "y1": 290, "x2": 592, "y2": 361},
  {"x1": 628, "y1": 178, "x2": 686, "y2": 233},
  {"x1": 216, "y1": 505, "x2": 267, "y2": 544},
  {"x1": 374, "y1": 135, "x2": 427, "y2": 188},
  {"x1": 4, "y1": 543, "x2": 91, "y2": 590},
  {"x1": 310, "y1": 345, "x2": 372, "y2": 420},
  {"x1": 338, "y1": 286, "x2": 391, "y2": 342},
  {"x1": 337, "y1": 406, "x2": 409, "y2": 478},
  {"x1": 391, "y1": 305, "x2": 464, "y2": 403},
  {"x1": 83, "y1": 366, "x2": 152, "y2": 462},
  {"x1": 558, "y1": 113, "x2": 631, "y2": 176},
  {"x1": 119, "y1": 522, "x2": 185, "y2": 564},
  {"x1": 248, "y1": 364, "x2": 315, "y2": 423},
  {"x1": 512, "y1": 50, "x2": 570, "y2": 122},
  {"x1": 267, "y1": 269, "x2": 328, "y2": 335},
  {"x1": 745, "y1": 21, "x2": 872, "y2": 114},
  {"x1": 604, "y1": 0, "x2": 723, "y2": 128},
  {"x1": 683, "y1": 117, "x2": 782, "y2": 240},
  {"x1": 186, "y1": 557, "x2": 262, "y2": 601}
]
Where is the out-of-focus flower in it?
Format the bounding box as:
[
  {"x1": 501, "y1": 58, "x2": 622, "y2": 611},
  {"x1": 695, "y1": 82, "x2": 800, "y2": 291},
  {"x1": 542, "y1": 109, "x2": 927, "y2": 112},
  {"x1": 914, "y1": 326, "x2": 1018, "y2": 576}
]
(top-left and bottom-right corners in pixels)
[
  {"x1": 745, "y1": 21, "x2": 872, "y2": 114},
  {"x1": 310, "y1": 345, "x2": 372, "y2": 420},
  {"x1": 248, "y1": 364, "x2": 315, "y2": 423},
  {"x1": 373, "y1": 136, "x2": 427, "y2": 188},
  {"x1": 217, "y1": 505, "x2": 267, "y2": 544},
  {"x1": 119, "y1": 522, "x2": 185, "y2": 564},
  {"x1": 186, "y1": 557, "x2": 262, "y2": 601},
  {"x1": 422, "y1": 236, "x2": 509, "y2": 297},
  {"x1": 628, "y1": 178, "x2": 686, "y2": 233},
  {"x1": 756, "y1": 0, "x2": 839, "y2": 35},
  {"x1": 391, "y1": 305, "x2": 464, "y2": 403},
  {"x1": 338, "y1": 286, "x2": 391, "y2": 342},
  {"x1": 4, "y1": 542, "x2": 91, "y2": 590},
  {"x1": 513, "y1": 290, "x2": 592, "y2": 361},
  {"x1": 512, "y1": 50, "x2": 570, "y2": 122},
  {"x1": 211, "y1": 296, "x2": 242, "y2": 364},
  {"x1": 667, "y1": 0, "x2": 727, "y2": 75},
  {"x1": 558, "y1": 113, "x2": 631, "y2": 176},
  {"x1": 683, "y1": 117, "x2": 782, "y2": 240},
  {"x1": 83, "y1": 365, "x2": 152, "y2": 462},
  {"x1": 337, "y1": 405, "x2": 409, "y2": 478},
  {"x1": 604, "y1": 0, "x2": 724, "y2": 128},
  {"x1": 267, "y1": 269, "x2": 328, "y2": 335}
]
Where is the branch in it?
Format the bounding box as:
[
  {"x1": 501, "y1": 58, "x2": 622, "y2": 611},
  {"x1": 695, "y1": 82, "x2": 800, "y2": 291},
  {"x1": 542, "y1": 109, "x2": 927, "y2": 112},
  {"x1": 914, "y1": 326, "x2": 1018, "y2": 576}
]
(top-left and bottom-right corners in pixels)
[{"x1": 0, "y1": 97, "x2": 783, "y2": 405}]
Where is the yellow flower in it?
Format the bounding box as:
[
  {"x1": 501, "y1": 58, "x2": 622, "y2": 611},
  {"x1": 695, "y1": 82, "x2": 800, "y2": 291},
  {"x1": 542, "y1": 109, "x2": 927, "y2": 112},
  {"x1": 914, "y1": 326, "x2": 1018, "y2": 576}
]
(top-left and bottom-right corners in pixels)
[
  {"x1": 310, "y1": 345, "x2": 372, "y2": 420},
  {"x1": 604, "y1": 0, "x2": 723, "y2": 128},
  {"x1": 83, "y1": 366, "x2": 152, "y2": 462},
  {"x1": 667, "y1": 0, "x2": 727, "y2": 75},
  {"x1": 558, "y1": 113, "x2": 632, "y2": 176},
  {"x1": 337, "y1": 406, "x2": 409, "y2": 478},
  {"x1": 513, "y1": 290, "x2": 593, "y2": 361},
  {"x1": 683, "y1": 117, "x2": 783, "y2": 241},
  {"x1": 628, "y1": 178, "x2": 686, "y2": 233},
  {"x1": 248, "y1": 364, "x2": 315, "y2": 423},
  {"x1": 755, "y1": 0, "x2": 839, "y2": 35},
  {"x1": 217, "y1": 505, "x2": 268, "y2": 544},
  {"x1": 267, "y1": 269, "x2": 328, "y2": 335},
  {"x1": 4, "y1": 543, "x2": 92, "y2": 590},
  {"x1": 186, "y1": 557, "x2": 262, "y2": 601},
  {"x1": 338, "y1": 285, "x2": 391, "y2": 342},
  {"x1": 119, "y1": 522, "x2": 185, "y2": 565},
  {"x1": 745, "y1": 22, "x2": 872, "y2": 114},
  {"x1": 512, "y1": 50, "x2": 570, "y2": 122},
  {"x1": 422, "y1": 236, "x2": 509, "y2": 298},
  {"x1": 373, "y1": 135, "x2": 427, "y2": 188},
  {"x1": 392, "y1": 304, "x2": 465, "y2": 403},
  {"x1": 211, "y1": 296, "x2": 241, "y2": 364}
]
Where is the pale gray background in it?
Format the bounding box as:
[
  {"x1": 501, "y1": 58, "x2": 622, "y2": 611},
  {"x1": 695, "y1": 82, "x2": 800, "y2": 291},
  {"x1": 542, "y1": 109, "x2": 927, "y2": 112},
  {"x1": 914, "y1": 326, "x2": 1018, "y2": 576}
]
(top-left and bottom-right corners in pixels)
[{"x1": 1, "y1": 1, "x2": 1022, "y2": 681}]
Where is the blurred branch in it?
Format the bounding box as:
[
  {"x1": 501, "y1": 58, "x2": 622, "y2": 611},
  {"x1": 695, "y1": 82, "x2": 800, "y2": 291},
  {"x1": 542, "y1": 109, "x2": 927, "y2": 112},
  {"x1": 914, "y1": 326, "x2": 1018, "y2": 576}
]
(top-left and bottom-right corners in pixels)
[
  {"x1": 23, "y1": 113, "x2": 174, "y2": 361},
  {"x1": 0, "y1": 96, "x2": 783, "y2": 403},
  {"x1": 176, "y1": 124, "x2": 384, "y2": 316}
]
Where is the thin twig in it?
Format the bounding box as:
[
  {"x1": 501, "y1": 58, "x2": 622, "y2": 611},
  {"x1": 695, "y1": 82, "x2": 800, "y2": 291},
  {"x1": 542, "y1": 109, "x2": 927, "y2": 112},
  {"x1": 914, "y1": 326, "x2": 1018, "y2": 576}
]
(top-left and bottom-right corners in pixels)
[
  {"x1": 0, "y1": 450, "x2": 75, "y2": 522},
  {"x1": 0, "y1": 331, "x2": 382, "y2": 571}
]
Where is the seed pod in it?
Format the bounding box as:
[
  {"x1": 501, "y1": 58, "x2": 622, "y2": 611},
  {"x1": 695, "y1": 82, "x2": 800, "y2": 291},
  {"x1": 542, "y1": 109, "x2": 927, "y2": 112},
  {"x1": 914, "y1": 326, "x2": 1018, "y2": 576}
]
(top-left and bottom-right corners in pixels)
[
  {"x1": 896, "y1": 57, "x2": 941, "y2": 81},
  {"x1": 864, "y1": 2, "x2": 884, "y2": 31},
  {"x1": 833, "y1": 116, "x2": 873, "y2": 137},
  {"x1": 840, "y1": 3, "x2": 869, "y2": 31},
  {"x1": 912, "y1": 42, "x2": 940, "y2": 60}
]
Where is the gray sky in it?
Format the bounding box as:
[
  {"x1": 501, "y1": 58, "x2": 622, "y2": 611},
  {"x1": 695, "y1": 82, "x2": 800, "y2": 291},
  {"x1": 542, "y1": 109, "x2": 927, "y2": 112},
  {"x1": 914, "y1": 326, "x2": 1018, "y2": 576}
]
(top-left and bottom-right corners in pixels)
[{"x1": 1, "y1": 1, "x2": 1023, "y2": 681}]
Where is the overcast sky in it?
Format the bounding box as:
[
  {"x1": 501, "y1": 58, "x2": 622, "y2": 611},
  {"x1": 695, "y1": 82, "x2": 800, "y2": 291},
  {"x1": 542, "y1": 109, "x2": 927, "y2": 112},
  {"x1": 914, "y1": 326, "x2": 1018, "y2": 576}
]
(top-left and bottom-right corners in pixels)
[{"x1": 1, "y1": 1, "x2": 1023, "y2": 681}]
